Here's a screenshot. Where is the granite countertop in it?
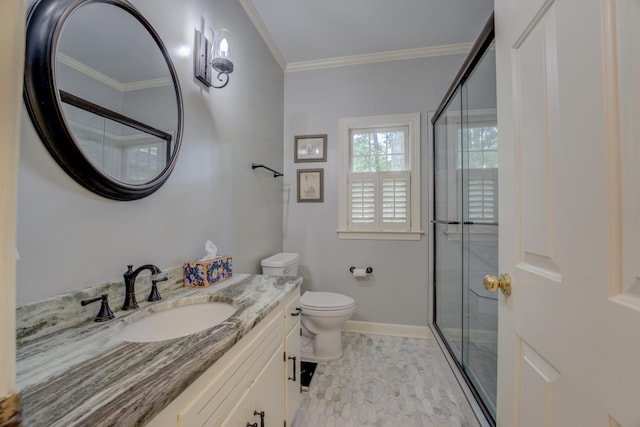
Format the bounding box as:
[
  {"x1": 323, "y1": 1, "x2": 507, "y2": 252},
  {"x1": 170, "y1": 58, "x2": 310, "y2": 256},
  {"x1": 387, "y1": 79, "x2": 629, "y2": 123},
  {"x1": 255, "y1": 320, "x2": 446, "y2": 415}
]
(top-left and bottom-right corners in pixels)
[{"x1": 16, "y1": 272, "x2": 301, "y2": 427}]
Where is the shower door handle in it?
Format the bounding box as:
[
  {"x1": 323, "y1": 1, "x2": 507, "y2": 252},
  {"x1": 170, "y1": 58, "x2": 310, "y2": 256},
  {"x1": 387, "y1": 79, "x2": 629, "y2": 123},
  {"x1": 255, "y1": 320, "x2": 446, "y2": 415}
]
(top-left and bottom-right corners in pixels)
[
  {"x1": 430, "y1": 220, "x2": 460, "y2": 225},
  {"x1": 483, "y1": 273, "x2": 512, "y2": 297}
]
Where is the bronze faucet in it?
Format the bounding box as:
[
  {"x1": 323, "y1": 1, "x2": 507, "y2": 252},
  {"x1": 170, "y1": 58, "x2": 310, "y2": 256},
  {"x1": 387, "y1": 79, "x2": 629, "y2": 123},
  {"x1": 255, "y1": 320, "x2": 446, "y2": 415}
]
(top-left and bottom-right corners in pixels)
[{"x1": 122, "y1": 264, "x2": 165, "y2": 310}]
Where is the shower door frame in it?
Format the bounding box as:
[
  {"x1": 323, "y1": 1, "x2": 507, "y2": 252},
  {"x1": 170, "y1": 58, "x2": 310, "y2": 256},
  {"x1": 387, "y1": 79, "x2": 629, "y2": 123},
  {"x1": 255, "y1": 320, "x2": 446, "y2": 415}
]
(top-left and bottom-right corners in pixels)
[{"x1": 430, "y1": 13, "x2": 496, "y2": 427}]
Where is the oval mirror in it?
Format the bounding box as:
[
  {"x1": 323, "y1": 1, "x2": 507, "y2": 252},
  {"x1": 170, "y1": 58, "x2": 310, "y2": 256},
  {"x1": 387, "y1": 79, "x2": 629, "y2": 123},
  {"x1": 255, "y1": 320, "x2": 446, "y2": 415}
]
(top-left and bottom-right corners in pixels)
[{"x1": 24, "y1": 0, "x2": 184, "y2": 201}]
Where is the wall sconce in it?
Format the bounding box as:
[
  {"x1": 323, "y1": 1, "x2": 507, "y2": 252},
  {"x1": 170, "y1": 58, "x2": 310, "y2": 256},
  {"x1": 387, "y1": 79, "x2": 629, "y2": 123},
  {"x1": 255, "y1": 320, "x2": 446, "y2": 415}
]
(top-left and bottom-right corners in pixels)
[{"x1": 195, "y1": 28, "x2": 234, "y2": 89}]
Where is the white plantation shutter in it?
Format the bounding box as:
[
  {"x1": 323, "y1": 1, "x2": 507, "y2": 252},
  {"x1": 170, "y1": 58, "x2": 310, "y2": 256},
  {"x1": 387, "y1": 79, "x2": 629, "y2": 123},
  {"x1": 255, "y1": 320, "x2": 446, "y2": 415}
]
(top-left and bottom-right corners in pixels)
[
  {"x1": 465, "y1": 168, "x2": 498, "y2": 222},
  {"x1": 381, "y1": 171, "x2": 410, "y2": 230},
  {"x1": 350, "y1": 173, "x2": 376, "y2": 229},
  {"x1": 349, "y1": 171, "x2": 410, "y2": 231}
]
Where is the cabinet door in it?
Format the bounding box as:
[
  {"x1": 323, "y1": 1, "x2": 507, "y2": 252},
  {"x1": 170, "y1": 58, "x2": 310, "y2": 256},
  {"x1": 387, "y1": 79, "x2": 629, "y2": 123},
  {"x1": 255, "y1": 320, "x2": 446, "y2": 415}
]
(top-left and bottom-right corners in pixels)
[
  {"x1": 221, "y1": 344, "x2": 285, "y2": 427},
  {"x1": 285, "y1": 324, "x2": 301, "y2": 425},
  {"x1": 219, "y1": 386, "x2": 252, "y2": 427},
  {"x1": 250, "y1": 343, "x2": 285, "y2": 427},
  {"x1": 284, "y1": 295, "x2": 301, "y2": 335}
]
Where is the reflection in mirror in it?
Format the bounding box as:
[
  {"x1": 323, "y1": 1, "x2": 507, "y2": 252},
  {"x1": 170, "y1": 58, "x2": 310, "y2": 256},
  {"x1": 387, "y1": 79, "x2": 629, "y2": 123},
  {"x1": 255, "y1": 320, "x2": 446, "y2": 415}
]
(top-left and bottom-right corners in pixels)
[
  {"x1": 60, "y1": 94, "x2": 171, "y2": 183},
  {"x1": 55, "y1": 2, "x2": 178, "y2": 185}
]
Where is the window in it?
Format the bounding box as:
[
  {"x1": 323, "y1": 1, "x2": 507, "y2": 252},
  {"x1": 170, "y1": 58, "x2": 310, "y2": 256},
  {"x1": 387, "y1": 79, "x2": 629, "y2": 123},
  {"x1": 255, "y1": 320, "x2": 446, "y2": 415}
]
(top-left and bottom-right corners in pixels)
[
  {"x1": 441, "y1": 110, "x2": 498, "y2": 239},
  {"x1": 124, "y1": 141, "x2": 167, "y2": 183},
  {"x1": 459, "y1": 120, "x2": 498, "y2": 223},
  {"x1": 338, "y1": 113, "x2": 422, "y2": 240}
]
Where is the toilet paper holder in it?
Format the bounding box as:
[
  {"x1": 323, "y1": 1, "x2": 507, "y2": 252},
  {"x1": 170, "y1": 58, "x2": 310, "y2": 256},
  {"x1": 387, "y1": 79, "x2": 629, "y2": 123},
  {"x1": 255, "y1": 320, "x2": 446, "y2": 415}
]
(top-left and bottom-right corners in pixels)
[{"x1": 349, "y1": 266, "x2": 373, "y2": 274}]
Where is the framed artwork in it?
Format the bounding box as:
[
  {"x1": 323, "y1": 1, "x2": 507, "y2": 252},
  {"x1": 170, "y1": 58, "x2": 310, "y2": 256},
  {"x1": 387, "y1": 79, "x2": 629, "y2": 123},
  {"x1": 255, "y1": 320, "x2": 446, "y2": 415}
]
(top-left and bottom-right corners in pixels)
[
  {"x1": 294, "y1": 134, "x2": 327, "y2": 162},
  {"x1": 297, "y1": 168, "x2": 324, "y2": 202}
]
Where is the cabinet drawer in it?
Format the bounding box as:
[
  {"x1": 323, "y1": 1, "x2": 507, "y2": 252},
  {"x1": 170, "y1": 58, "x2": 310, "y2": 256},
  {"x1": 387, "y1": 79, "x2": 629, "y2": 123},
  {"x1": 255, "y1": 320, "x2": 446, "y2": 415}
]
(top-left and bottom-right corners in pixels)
[
  {"x1": 178, "y1": 313, "x2": 284, "y2": 427},
  {"x1": 285, "y1": 295, "x2": 301, "y2": 334}
]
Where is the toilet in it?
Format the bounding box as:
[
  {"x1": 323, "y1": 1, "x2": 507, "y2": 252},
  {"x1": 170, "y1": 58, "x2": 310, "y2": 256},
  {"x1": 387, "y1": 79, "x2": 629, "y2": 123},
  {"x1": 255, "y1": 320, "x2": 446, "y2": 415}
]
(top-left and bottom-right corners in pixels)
[
  {"x1": 260, "y1": 253, "x2": 356, "y2": 362},
  {"x1": 299, "y1": 291, "x2": 355, "y2": 361}
]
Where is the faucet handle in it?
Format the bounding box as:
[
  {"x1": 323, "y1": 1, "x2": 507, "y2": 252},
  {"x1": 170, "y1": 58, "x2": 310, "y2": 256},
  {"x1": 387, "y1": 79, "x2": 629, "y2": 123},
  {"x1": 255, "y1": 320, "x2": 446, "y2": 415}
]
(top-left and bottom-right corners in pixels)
[
  {"x1": 81, "y1": 294, "x2": 115, "y2": 322},
  {"x1": 150, "y1": 272, "x2": 168, "y2": 282},
  {"x1": 147, "y1": 276, "x2": 168, "y2": 302}
]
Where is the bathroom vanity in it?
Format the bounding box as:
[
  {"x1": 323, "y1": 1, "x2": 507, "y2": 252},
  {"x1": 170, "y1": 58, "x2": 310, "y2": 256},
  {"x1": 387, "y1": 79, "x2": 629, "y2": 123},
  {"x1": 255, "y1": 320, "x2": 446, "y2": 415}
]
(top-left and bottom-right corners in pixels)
[
  {"x1": 16, "y1": 273, "x2": 301, "y2": 426},
  {"x1": 148, "y1": 287, "x2": 302, "y2": 427}
]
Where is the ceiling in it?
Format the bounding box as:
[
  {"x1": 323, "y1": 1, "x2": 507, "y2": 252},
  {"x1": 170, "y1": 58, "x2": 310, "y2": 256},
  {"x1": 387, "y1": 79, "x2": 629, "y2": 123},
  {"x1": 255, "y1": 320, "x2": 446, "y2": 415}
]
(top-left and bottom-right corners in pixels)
[{"x1": 242, "y1": 0, "x2": 494, "y2": 71}]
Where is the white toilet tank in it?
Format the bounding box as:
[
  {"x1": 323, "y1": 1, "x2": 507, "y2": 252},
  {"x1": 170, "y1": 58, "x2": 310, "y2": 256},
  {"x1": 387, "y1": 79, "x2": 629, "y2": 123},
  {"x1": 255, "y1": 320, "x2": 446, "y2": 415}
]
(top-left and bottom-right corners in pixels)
[{"x1": 261, "y1": 253, "x2": 299, "y2": 276}]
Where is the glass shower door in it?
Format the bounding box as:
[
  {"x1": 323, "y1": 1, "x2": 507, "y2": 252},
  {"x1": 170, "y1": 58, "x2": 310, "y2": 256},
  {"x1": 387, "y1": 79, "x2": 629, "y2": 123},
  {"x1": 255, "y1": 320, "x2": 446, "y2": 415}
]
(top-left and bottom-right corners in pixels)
[
  {"x1": 461, "y1": 46, "x2": 498, "y2": 418},
  {"x1": 433, "y1": 88, "x2": 464, "y2": 363},
  {"x1": 432, "y1": 40, "x2": 498, "y2": 422}
]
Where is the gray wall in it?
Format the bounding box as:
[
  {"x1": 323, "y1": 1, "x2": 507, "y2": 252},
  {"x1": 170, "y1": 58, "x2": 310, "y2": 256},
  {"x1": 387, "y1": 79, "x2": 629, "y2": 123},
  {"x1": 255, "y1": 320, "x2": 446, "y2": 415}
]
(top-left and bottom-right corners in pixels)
[
  {"x1": 283, "y1": 54, "x2": 466, "y2": 326},
  {"x1": 17, "y1": 0, "x2": 284, "y2": 304}
]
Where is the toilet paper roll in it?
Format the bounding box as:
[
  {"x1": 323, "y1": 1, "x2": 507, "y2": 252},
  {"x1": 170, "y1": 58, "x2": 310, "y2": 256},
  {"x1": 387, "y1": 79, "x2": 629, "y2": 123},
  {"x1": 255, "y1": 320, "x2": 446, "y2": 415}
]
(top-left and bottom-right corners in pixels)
[{"x1": 352, "y1": 268, "x2": 367, "y2": 278}]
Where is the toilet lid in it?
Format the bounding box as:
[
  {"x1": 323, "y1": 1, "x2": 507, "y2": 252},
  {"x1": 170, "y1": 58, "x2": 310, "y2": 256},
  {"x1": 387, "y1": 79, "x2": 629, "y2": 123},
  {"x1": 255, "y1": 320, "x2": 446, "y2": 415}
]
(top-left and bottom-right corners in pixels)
[{"x1": 301, "y1": 292, "x2": 355, "y2": 310}]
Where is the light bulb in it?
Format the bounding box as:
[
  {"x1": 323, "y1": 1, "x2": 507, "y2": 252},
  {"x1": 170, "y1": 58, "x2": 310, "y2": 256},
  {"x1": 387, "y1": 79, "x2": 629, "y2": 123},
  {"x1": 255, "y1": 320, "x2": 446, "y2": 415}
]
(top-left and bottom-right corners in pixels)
[{"x1": 220, "y1": 38, "x2": 229, "y2": 57}]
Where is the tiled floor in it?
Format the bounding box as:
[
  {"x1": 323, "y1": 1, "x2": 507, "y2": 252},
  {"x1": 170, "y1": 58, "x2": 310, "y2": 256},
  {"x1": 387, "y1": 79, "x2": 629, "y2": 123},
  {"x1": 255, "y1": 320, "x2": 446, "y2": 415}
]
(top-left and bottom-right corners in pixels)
[{"x1": 293, "y1": 331, "x2": 479, "y2": 427}]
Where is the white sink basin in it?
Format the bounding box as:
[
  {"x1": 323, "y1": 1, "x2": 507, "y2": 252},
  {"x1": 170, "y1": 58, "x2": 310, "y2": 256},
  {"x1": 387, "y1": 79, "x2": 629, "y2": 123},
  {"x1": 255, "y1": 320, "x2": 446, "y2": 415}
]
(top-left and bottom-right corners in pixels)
[{"x1": 118, "y1": 302, "x2": 236, "y2": 343}]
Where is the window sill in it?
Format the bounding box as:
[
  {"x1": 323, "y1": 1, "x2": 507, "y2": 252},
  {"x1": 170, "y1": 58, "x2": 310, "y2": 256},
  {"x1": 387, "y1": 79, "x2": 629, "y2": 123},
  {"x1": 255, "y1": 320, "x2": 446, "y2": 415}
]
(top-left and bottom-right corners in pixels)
[{"x1": 337, "y1": 230, "x2": 424, "y2": 241}]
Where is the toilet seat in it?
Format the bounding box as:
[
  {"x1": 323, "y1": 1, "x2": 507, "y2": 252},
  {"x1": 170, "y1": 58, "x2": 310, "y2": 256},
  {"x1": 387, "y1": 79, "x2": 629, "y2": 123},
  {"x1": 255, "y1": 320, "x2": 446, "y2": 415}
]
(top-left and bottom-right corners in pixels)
[{"x1": 301, "y1": 291, "x2": 355, "y2": 311}]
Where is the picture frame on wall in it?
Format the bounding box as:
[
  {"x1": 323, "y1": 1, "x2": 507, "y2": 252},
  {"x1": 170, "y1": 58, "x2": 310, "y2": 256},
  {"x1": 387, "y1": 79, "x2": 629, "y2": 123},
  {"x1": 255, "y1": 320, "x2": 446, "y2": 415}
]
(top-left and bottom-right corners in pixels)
[
  {"x1": 297, "y1": 168, "x2": 324, "y2": 203},
  {"x1": 294, "y1": 134, "x2": 327, "y2": 162}
]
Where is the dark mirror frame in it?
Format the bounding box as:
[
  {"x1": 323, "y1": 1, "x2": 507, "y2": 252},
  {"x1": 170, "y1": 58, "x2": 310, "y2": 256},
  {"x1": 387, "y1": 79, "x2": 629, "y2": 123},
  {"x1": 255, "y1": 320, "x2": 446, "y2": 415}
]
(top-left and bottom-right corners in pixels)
[{"x1": 24, "y1": 0, "x2": 184, "y2": 201}]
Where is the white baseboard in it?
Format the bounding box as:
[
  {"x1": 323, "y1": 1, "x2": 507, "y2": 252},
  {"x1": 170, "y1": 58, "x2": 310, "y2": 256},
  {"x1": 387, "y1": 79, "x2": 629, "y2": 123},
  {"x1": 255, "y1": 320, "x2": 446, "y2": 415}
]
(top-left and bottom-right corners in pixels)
[{"x1": 342, "y1": 320, "x2": 431, "y2": 339}]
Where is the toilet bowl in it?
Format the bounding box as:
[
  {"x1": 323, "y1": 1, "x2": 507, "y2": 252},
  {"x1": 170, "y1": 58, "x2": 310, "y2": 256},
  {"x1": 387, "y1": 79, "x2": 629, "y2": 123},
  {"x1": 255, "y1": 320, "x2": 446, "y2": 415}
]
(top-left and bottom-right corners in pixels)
[
  {"x1": 300, "y1": 291, "x2": 355, "y2": 362},
  {"x1": 260, "y1": 253, "x2": 356, "y2": 362}
]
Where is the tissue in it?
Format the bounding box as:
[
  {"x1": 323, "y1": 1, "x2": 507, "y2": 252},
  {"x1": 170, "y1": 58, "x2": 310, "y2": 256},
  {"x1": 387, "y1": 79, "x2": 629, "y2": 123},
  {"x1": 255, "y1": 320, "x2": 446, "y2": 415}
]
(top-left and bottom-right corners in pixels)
[
  {"x1": 199, "y1": 240, "x2": 218, "y2": 261},
  {"x1": 351, "y1": 268, "x2": 367, "y2": 278}
]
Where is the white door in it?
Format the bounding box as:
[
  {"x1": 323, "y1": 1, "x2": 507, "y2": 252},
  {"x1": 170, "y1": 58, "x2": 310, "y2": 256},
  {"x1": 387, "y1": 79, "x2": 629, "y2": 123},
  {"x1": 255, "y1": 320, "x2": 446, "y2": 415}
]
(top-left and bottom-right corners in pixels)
[{"x1": 494, "y1": 0, "x2": 640, "y2": 425}]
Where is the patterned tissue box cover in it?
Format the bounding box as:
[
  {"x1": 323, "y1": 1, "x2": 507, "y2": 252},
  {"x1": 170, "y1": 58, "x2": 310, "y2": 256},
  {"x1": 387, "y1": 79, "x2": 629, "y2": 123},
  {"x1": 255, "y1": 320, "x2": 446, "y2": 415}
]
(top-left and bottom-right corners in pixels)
[{"x1": 183, "y1": 256, "x2": 233, "y2": 288}]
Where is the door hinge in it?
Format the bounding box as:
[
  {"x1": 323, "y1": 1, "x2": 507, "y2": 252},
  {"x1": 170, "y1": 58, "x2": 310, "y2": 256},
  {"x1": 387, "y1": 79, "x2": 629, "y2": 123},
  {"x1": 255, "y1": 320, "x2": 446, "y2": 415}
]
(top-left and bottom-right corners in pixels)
[{"x1": 283, "y1": 351, "x2": 286, "y2": 362}]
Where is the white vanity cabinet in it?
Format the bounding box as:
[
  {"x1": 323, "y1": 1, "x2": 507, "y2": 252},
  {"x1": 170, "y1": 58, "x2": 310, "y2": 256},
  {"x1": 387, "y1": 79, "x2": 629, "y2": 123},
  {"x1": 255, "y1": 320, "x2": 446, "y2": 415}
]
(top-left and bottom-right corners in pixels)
[
  {"x1": 284, "y1": 295, "x2": 302, "y2": 426},
  {"x1": 221, "y1": 342, "x2": 285, "y2": 427},
  {"x1": 148, "y1": 290, "x2": 300, "y2": 427}
]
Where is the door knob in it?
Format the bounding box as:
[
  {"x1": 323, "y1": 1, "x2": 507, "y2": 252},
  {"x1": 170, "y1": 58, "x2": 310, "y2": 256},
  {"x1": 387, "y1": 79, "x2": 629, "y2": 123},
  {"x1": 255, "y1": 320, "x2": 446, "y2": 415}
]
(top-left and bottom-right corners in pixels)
[{"x1": 483, "y1": 273, "x2": 512, "y2": 296}]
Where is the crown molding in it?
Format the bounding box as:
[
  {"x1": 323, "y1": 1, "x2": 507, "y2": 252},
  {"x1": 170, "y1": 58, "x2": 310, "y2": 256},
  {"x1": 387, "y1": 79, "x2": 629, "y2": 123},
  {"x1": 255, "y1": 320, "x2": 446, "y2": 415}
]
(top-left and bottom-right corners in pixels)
[
  {"x1": 120, "y1": 77, "x2": 172, "y2": 92},
  {"x1": 285, "y1": 42, "x2": 474, "y2": 73},
  {"x1": 238, "y1": 0, "x2": 287, "y2": 71},
  {"x1": 57, "y1": 53, "x2": 171, "y2": 92},
  {"x1": 57, "y1": 53, "x2": 123, "y2": 90},
  {"x1": 240, "y1": 1, "x2": 474, "y2": 73}
]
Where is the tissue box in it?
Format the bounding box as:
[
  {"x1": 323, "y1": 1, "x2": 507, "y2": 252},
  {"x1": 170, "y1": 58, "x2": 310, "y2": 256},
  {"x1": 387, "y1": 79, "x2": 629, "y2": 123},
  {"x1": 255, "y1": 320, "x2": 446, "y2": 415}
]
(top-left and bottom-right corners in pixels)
[{"x1": 183, "y1": 256, "x2": 233, "y2": 288}]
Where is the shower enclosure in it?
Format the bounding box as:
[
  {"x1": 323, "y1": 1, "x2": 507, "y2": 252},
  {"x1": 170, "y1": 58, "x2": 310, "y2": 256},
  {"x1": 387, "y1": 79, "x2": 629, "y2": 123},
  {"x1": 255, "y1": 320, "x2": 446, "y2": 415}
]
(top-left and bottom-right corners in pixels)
[{"x1": 431, "y1": 15, "x2": 497, "y2": 423}]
